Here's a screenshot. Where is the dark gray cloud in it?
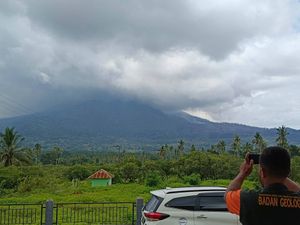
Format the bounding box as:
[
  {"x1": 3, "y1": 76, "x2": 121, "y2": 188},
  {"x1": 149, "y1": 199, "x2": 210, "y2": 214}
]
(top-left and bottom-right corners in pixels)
[
  {"x1": 1, "y1": 0, "x2": 300, "y2": 128},
  {"x1": 22, "y1": 0, "x2": 293, "y2": 59}
]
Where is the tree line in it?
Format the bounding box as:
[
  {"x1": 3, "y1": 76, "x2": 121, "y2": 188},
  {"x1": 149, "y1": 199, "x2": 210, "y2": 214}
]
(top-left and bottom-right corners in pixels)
[
  {"x1": 0, "y1": 126, "x2": 300, "y2": 194},
  {"x1": 0, "y1": 126, "x2": 300, "y2": 167}
]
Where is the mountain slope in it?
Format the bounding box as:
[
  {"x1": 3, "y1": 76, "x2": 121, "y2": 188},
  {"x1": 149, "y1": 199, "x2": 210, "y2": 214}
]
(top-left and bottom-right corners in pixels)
[{"x1": 0, "y1": 99, "x2": 299, "y2": 150}]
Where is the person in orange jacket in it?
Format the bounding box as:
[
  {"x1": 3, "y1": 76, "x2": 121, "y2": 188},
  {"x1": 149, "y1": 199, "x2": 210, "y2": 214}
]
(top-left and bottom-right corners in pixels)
[{"x1": 225, "y1": 146, "x2": 300, "y2": 225}]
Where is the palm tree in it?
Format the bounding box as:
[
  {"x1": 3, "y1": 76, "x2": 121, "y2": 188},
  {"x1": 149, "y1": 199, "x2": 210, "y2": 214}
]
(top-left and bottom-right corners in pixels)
[
  {"x1": 163, "y1": 144, "x2": 171, "y2": 159},
  {"x1": 252, "y1": 132, "x2": 267, "y2": 153},
  {"x1": 242, "y1": 142, "x2": 253, "y2": 158},
  {"x1": 52, "y1": 146, "x2": 63, "y2": 165},
  {"x1": 276, "y1": 125, "x2": 289, "y2": 149},
  {"x1": 177, "y1": 140, "x2": 185, "y2": 157},
  {"x1": 232, "y1": 135, "x2": 241, "y2": 157},
  {"x1": 159, "y1": 145, "x2": 166, "y2": 160},
  {"x1": 169, "y1": 146, "x2": 174, "y2": 159},
  {"x1": 216, "y1": 140, "x2": 226, "y2": 153},
  {"x1": 33, "y1": 143, "x2": 42, "y2": 164},
  {"x1": 0, "y1": 127, "x2": 30, "y2": 167}
]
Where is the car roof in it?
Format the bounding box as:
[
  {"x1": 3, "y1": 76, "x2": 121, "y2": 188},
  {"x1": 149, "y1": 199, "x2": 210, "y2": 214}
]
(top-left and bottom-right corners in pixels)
[{"x1": 151, "y1": 186, "x2": 226, "y2": 198}]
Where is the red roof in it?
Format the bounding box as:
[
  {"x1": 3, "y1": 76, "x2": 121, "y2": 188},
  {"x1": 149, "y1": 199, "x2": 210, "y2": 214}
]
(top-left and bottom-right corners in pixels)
[{"x1": 88, "y1": 169, "x2": 113, "y2": 179}]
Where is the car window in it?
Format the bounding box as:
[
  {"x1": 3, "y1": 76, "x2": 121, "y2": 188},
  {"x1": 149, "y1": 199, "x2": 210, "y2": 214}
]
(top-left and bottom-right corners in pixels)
[
  {"x1": 196, "y1": 192, "x2": 227, "y2": 211},
  {"x1": 165, "y1": 195, "x2": 196, "y2": 211},
  {"x1": 144, "y1": 195, "x2": 163, "y2": 212}
]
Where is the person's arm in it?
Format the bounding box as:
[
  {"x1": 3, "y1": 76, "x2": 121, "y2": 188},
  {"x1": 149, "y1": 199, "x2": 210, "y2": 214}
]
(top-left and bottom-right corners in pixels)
[
  {"x1": 225, "y1": 154, "x2": 254, "y2": 195},
  {"x1": 224, "y1": 154, "x2": 254, "y2": 215},
  {"x1": 284, "y1": 178, "x2": 300, "y2": 192}
]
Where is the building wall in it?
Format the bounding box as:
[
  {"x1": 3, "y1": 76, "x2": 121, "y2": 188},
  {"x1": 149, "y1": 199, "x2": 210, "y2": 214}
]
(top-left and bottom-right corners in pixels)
[{"x1": 91, "y1": 179, "x2": 111, "y2": 187}]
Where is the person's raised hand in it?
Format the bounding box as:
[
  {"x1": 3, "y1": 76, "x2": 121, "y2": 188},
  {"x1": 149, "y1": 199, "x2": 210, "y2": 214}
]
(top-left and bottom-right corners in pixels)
[{"x1": 238, "y1": 153, "x2": 254, "y2": 178}]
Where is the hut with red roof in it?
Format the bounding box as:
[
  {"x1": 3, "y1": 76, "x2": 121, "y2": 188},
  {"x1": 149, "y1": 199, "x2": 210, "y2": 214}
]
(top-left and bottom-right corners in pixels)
[{"x1": 88, "y1": 169, "x2": 113, "y2": 187}]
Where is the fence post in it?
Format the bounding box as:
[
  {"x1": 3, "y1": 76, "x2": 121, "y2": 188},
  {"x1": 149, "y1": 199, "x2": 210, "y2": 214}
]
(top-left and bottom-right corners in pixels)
[
  {"x1": 45, "y1": 200, "x2": 54, "y2": 225},
  {"x1": 136, "y1": 197, "x2": 144, "y2": 225}
]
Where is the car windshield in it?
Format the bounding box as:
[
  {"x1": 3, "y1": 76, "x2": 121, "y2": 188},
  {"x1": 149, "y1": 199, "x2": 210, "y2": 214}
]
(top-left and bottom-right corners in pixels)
[{"x1": 144, "y1": 195, "x2": 163, "y2": 212}]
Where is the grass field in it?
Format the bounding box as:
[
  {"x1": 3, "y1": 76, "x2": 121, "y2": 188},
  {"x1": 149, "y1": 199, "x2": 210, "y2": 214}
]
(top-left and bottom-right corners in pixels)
[{"x1": 0, "y1": 179, "x2": 257, "y2": 204}]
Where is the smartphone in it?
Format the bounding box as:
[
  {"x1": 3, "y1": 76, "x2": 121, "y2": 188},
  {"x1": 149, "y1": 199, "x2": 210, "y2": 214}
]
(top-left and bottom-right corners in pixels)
[{"x1": 249, "y1": 153, "x2": 260, "y2": 164}]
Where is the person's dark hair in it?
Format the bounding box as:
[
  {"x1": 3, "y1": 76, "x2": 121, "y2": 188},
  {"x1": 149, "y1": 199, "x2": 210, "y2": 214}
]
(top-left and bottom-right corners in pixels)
[{"x1": 260, "y1": 146, "x2": 290, "y2": 178}]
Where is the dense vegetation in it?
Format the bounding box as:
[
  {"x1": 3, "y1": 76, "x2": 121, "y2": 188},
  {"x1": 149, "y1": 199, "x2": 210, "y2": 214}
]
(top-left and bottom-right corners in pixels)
[{"x1": 0, "y1": 126, "x2": 299, "y2": 203}]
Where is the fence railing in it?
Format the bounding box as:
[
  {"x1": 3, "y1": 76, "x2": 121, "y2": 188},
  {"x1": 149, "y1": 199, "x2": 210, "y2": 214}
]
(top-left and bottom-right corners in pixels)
[
  {"x1": 55, "y1": 202, "x2": 136, "y2": 225},
  {"x1": 0, "y1": 203, "x2": 44, "y2": 225},
  {"x1": 0, "y1": 199, "x2": 144, "y2": 225}
]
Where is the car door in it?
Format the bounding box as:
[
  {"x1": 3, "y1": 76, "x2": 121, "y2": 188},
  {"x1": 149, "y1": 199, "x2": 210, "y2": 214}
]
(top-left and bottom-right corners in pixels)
[
  {"x1": 194, "y1": 192, "x2": 239, "y2": 225},
  {"x1": 162, "y1": 195, "x2": 196, "y2": 225}
]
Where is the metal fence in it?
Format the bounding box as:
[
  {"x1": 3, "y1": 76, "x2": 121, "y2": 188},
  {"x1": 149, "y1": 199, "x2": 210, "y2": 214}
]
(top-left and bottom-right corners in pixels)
[
  {"x1": 54, "y1": 202, "x2": 136, "y2": 225},
  {"x1": 0, "y1": 203, "x2": 44, "y2": 225},
  {"x1": 0, "y1": 199, "x2": 144, "y2": 225}
]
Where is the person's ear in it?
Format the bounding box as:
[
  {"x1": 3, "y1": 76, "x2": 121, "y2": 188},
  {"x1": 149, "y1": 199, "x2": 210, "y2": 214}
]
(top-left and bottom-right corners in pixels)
[{"x1": 260, "y1": 166, "x2": 267, "y2": 178}]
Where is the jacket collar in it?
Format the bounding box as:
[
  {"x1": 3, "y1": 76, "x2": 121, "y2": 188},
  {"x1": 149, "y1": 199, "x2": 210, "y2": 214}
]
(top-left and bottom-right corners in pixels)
[{"x1": 262, "y1": 183, "x2": 288, "y2": 193}]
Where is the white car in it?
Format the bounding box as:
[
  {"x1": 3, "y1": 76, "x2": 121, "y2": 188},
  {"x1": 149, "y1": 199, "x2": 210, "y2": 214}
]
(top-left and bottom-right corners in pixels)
[{"x1": 142, "y1": 186, "x2": 241, "y2": 225}]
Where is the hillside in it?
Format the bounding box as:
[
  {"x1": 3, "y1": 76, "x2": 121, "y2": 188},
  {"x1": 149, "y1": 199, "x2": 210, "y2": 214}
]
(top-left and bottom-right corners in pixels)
[{"x1": 0, "y1": 99, "x2": 299, "y2": 150}]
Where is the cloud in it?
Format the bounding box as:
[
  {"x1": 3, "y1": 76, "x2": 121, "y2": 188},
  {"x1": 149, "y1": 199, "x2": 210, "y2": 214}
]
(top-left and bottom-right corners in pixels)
[
  {"x1": 1, "y1": 0, "x2": 300, "y2": 128},
  {"x1": 22, "y1": 0, "x2": 298, "y2": 58}
]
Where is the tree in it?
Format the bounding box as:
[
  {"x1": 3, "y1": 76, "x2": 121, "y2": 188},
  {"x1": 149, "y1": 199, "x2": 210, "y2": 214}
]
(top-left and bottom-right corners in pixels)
[
  {"x1": 120, "y1": 162, "x2": 140, "y2": 182},
  {"x1": 216, "y1": 140, "x2": 226, "y2": 154},
  {"x1": 177, "y1": 140, "x2": 185, "y2": 157},
  {"x1": 208, "y1": 144, "x2": 217, "y2": 154},
  {"x1": 41, "y1": 150, "x2": 61, "y2": 165},
  {"x1": 190, "y1": 144, "x2": 197, "y2": 152},
  {"x1": 276, "y1": 125, "x2": 289, "y2": 149},
  {"x1": 168, "y1": 146, "x2": 174, "y2": 159},
  {"x1": 241, "y1": 142, "x2": 253, "y2": 157},
  {"x1": 65, "y1": 165, "x2": 91, "y2": 181},
  {"x1": 158, "y1": 145, "x2": 167, "y2": 160},
  {"x1": 289, "y1": 145, "x2": 300, "y2": 157},
  {"x1": 232, "y1": 135, "x2": 241, "y2": 157},
  {"x1": 252, "y1": 132, "x2": 267, "y2": 153},
  {"x1": 145, "y1": 171, "x2": 162, "y2": 187},
  {"x1": 0, "y1": 127, "x2": 30, "y2": 167},
  {"x1": 33, "y1": 143, "x2": 42, "y2": 164},
  {"x1": 52, "y1": 146, "x2": 64, "y2": 165}
]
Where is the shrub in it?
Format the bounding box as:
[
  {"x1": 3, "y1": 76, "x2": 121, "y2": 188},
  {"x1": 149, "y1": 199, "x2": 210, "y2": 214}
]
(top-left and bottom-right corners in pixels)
[
  {"x1": 163, "y1": 176, "x2": 186, "y2": 188},
  {"x1": 17, "y1": 176, "x2": 32, "y2": 193},
  {"x1": 291, "y1": 156, "x2": 300, "y2": 183},
  {"x1": 145, "y1": 171, "x2": 161, "y2": 187},
  {"x1": 183, "y1": 174, "x2": 200, "y2": 185},
  {"x1": 120, "y1": 162, "x2": 140, "y2": 183},
  {"x1": 0, "y1": 177, "x2": 19, "y2": 189},
  {"x1": 64, "y1": 166, "x2": 91, "y2": 181}
]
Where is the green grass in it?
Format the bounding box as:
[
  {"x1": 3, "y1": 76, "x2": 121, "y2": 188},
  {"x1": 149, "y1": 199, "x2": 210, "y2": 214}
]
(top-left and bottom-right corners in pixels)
[
  {"x1": 0, "y1": 165, "x2": 258, "y2": 204},
  {"x1": 0, "y1": 182, "x2": 152, "y2": 204},
  {"x1": 0, "y1": 179, "x2": 258, "y2": 204}
]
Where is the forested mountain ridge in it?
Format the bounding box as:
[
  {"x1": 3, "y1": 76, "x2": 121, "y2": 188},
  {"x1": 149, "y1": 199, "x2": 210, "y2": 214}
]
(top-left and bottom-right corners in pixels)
[{"x1": 0, "y1": 99, "x2": 299, "y2": 150}]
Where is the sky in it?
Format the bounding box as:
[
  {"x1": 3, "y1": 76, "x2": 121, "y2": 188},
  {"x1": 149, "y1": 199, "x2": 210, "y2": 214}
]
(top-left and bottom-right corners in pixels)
[{"x1": 1, "y1": 0, "x2": 300, "y2": 129}]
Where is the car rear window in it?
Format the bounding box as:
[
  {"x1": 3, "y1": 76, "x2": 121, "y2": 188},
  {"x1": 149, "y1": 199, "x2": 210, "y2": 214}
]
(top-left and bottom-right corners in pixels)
[
  {"x1": 144, "y1": 195, "x2": 163, "y2": 212},
  {"x1": 165, "y1": 195, "x2": 197, "y2": 211}
]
